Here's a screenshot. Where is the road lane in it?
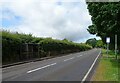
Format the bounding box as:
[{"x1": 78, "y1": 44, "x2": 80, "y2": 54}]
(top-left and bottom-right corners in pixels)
[{"x1": 2, "y1": 48, "x2": 101, "y2": 81}]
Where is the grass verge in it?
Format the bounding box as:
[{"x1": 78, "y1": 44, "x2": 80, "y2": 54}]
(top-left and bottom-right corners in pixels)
[{"x1": 91, "y1": 49, "x2": 120, "y2": 82}]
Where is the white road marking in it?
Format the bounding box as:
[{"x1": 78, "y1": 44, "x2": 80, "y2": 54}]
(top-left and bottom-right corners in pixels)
[
  {"x1": 27, "y1": 63, "x2": 57, "y2": 73},
  {"x1": 81, "y1": 49, "x2": 101, "y2": 83},
  {"x1": 64, "y1": 57, "x2": 74, "y2": 62},
  {"x1": 77, "y1": 55, "x2": 82, "y2": 57}
]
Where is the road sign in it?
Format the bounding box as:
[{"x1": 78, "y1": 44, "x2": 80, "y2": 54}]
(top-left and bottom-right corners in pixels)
[{"x1": 106, "y1": 37, "x2": 110, "y2": 43}]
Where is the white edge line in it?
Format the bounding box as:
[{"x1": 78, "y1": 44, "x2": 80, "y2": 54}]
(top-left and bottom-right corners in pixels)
[
  {"x1": 81, "y1": 49, "x2": 101, "y2": 83},
  {"x1": 27, "y1": 63, "x2": 56, "y2": 73},
  {"x1": 64, "y1": 57, "x2": 74, "y2": 62}
]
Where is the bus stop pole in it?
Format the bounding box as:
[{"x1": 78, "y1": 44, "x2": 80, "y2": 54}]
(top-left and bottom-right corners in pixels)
[{"x1": 107, "y1": 43, "x2": 109, "y2": 58}]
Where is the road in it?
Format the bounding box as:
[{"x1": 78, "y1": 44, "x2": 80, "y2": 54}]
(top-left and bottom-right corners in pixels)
[{"x1": 2, "y1": 48, "x2": 101, "y2": 82}]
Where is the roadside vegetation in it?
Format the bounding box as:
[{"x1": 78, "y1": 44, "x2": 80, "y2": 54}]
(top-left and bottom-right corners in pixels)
[
  {"x1": 2, "y1": 30, "x2": 92, "y2": 65},
  {"x1": 86, "y1": 38, "x2": 106, "y2": 48},
  {"x1": 86, "y1": 3, "x2": 120, "y2": 82},
  {"x1": 91, "y1": 49, "x2": 120, "y2": 81},
  {"x1": 87, "y1": 2, "x2": 120, "y2": 52}
]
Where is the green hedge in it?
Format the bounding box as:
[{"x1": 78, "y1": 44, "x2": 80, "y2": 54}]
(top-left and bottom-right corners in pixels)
[{"x1": 2, "y1": 30, "x2": 92, "y2": 65}]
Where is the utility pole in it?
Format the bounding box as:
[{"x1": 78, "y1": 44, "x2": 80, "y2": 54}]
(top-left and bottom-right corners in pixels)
[{"x1": 115, "y1": 34, "x2": 117, "y2": 59}]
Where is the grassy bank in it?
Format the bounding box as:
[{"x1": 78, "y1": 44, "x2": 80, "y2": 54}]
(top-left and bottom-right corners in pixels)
[{"x1": 91, "y1": 49, "x2": 120, "y2": 82}]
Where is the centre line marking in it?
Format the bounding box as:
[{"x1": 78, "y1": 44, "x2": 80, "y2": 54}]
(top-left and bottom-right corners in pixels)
[
  {"x1": 27, "y1": 63, "x2": 57, "y2": 73},
  {"x1": 64, "y1": 57, "x2": 74, "y2": 62},
  {"x1": 77, "y1": 55, "x2": 82, "y2": 57}
]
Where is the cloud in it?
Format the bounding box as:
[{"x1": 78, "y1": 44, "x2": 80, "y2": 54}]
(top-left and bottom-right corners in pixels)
[{"x1": 1, "y1": 0, "x2": 100, "y2": 42}]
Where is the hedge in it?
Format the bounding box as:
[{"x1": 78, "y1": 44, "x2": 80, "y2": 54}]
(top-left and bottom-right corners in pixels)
[{"x1": 2, "y1": 30, "x2": 92, "y2": 65}]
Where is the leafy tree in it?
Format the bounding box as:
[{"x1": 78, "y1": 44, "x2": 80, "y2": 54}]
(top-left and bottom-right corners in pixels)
[
  {"x1": 96, "y1": 40, "x2": 105, "y2": 48},
  {"x1": 87, "y1": 2, "x2": 120, "y2": 51},
  {"x1": 86, "y1": 38, "x2": 97, "y2": 48}
]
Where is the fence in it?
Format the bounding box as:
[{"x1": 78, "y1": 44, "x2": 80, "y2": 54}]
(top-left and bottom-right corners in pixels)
[{"x1": 20, "y1": 43, "x2": 40, "y2": 60}]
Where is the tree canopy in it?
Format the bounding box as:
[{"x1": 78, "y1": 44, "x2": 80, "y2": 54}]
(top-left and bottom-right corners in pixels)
[
  {"x1": 87, "y1": 2, "x2": 120, "y2": 50},
  {"x1": 86, "y1": 38, "x2": 104, "y2": 48},
  {"x1": 86, "y1": 38, "x2": 97, "y2": 48}
]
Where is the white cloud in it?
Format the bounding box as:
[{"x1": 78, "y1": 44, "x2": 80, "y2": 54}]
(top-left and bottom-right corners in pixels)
[{"x1": 1, "y1": 0, "x2": 100, "y2": 42}]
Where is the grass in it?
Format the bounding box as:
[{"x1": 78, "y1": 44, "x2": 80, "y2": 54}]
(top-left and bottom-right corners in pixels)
[{"x1": 91, "y1": 49, "x2": 120, "y2": 82}]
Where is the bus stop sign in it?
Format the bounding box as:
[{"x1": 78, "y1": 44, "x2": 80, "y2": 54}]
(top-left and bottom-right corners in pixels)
[{"x1": 106, "y1": 37, "x2": 110, "y2": 43}]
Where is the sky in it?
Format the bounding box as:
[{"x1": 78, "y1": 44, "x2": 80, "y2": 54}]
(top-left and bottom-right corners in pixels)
[{"x1": 1, "y1": 0, "x2": 100, "y2": 43}]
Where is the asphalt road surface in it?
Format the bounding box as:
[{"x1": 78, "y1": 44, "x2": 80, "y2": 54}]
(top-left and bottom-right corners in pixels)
[{"x1": 2, "y1": 48, "x2": 101, "y2": 82}]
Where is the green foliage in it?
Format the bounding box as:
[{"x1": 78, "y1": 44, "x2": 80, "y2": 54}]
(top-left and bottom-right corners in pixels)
[
  {"x1": 87, "y1": 2, "x2": 120, "y2": 50},
  {"x1": 39, "y1": 38, "x2": 92, "y2": 52},
  {"x1": 31, "y1": 37, "x2": 44, "y2": 43},
  {"x1": 86, "y1": 38, "x2": 105, "y2": 48},
  {"x1": 2, "y1": 30, "x2": 92, "y2": 64},
  {"x1": 96, "y1": 40, "x2": 104, "y2": 48},
  {"x1": 86, "y1": 38, "x2": 97, "y2": 48},
  {"x1": 87, "y1": 25, "x2": 97, "y2": 35},
  {"x1": 2, "y1": 32, "x2": 19, "y2": 63}
]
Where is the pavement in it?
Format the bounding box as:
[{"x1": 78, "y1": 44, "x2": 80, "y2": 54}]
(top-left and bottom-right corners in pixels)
[{"x1": 2, "y1": 48, "x2": 101, "y2": 82}]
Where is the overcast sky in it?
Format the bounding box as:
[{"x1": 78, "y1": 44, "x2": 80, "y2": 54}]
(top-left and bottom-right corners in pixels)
[{"x1": 1, "y1": 0, "x2": 100, "y2": 43}]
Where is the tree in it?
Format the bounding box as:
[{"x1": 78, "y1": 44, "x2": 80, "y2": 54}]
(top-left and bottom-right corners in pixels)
[
  {"x1": 86, "y1": 38, "x2": 97, "y2": 48},
  {"x1": 96, "y1": 40, "x2": 105, "y2": 48},
  {"x1": 87, "y1": 2, "x2": 120, "y2": 51}
]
